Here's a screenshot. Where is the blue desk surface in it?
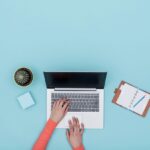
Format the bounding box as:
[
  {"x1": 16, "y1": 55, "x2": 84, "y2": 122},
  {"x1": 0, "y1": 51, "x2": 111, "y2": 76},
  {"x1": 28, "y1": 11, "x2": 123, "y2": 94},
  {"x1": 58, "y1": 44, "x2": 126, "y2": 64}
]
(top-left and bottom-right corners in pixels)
[{"x1": 0, "y1": 0, "x2": 150, "y2": 149}]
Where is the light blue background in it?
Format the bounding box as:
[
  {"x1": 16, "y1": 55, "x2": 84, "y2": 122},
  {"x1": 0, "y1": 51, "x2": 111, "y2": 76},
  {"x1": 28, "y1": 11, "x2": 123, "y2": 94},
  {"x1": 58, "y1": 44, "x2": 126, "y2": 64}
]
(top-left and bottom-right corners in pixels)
[{"x1": 0, "y1": 0, "x2": 150, "y2": 150}]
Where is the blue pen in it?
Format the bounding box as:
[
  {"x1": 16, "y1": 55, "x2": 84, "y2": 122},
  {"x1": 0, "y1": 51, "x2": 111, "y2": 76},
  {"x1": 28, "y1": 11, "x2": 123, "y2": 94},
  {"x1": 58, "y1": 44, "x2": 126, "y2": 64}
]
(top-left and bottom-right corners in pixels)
[{"x1": 133, "y1": 95, "x2": 146, "y2": 108}]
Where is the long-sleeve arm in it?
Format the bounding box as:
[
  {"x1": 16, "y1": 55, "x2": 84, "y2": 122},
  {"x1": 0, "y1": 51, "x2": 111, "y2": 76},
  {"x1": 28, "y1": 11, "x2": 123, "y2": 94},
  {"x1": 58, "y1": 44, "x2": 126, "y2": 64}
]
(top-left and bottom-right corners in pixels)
[
  {"x1": 33, "y1": 119, "x2": 84, "y2": 150},
  {"x1": 73, "y1": 145, "x2": 84, "y2": 150},
  {"x1": 32, "y1": 119, "x2": 57, "y2": 150}
]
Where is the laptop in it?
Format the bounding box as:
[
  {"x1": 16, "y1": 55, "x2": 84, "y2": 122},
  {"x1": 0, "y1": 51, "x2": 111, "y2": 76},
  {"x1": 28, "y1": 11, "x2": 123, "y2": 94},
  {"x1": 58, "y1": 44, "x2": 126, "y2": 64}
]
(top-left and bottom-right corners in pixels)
[{"x1": 44, "y1": 72, "x2": 107, "y2": 129}]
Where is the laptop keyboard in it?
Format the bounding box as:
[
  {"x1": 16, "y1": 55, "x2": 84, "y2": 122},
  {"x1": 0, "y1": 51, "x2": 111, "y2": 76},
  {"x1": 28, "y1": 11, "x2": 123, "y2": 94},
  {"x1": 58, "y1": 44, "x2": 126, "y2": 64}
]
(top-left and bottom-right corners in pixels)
[{"x1": 51, "y1": 93, "x2": 99, "y2": 112}]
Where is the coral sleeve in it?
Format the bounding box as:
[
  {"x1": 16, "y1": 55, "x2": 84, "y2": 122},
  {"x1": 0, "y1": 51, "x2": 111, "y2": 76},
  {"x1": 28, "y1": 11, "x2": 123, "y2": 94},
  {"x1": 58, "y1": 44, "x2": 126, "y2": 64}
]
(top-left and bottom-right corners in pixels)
[{"x1": 32, "y1": 119, "x2": 57, "y2": 150}]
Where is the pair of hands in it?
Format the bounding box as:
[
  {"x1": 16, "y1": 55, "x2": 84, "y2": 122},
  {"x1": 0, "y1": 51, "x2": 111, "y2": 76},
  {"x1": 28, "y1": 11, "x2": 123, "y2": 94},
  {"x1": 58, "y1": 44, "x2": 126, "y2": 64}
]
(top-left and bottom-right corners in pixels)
[{"x1": 50, "y1": 99, "x2": 84, "y2": 149}]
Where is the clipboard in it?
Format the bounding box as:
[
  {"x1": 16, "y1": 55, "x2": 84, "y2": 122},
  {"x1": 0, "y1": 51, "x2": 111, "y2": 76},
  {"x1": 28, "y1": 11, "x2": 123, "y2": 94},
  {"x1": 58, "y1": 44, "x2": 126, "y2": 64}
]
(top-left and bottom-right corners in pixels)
[{"x1": 112, "y1": 81, "x2": 150, "y2": 117}]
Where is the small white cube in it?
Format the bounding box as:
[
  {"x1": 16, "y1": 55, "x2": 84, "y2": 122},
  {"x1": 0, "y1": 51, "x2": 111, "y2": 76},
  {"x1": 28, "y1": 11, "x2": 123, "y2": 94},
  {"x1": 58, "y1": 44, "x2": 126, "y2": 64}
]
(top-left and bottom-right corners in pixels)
[{"x1": 17, "y1": 92, "x2": 35, "y2": 109}]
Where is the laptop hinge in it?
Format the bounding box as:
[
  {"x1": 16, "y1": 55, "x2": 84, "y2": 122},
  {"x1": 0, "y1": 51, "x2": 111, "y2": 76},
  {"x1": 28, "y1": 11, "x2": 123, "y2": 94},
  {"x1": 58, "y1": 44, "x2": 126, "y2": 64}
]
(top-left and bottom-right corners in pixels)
[{"x1": 54, "y1": 88, "x2": 97, "y2": 91}]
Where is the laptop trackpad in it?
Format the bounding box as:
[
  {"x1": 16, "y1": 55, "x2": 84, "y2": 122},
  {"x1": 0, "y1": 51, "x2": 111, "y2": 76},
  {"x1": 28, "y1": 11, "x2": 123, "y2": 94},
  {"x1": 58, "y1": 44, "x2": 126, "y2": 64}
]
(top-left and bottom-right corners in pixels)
[{"x1": 60, "y1": 114, "x2": 82, "y2": 128}]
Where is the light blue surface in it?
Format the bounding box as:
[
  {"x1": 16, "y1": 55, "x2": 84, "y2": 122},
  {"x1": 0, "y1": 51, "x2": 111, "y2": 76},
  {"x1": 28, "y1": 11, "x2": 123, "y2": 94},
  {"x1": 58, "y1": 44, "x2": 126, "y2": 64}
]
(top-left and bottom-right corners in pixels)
[
  {"x1": 0, "y1": 0, "x2": 150, "y2": 150},
  {"x1": 17, "y1": 92, "x2": 35, "y2": 109}
]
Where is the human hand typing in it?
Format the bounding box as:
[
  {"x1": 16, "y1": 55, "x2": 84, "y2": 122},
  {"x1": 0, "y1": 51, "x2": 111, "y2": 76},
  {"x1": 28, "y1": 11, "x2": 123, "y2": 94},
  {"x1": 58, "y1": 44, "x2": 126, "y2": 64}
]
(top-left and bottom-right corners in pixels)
[
  {"x1": 50, "y1": 98, "x2": 69, "y2": 123},
  {"x1": 66, "y1": 117, "x2": 84, "y2": 149}
]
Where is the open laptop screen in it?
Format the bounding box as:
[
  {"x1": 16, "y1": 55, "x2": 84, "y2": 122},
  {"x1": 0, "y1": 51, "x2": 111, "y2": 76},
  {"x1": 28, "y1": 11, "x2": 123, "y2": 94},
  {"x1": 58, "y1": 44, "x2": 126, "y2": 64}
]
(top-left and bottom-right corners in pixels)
[{"x1": 44, "y1": 72, "x2": 107, "y2": 89}]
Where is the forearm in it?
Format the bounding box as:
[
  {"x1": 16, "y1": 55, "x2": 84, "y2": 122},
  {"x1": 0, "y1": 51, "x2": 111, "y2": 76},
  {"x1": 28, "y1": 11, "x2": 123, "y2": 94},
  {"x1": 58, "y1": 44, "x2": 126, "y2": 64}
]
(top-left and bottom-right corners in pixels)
[{"x1": 32, "y1": 119, "x2": 57, "y2": 150}]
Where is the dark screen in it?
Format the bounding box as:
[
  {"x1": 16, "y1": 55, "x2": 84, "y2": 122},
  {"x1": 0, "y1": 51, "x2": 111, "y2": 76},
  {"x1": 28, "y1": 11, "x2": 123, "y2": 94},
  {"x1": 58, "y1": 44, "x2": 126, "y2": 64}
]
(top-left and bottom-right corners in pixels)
[{"x1": 44, "y1": 72, "x2": 107, "y2": 89}]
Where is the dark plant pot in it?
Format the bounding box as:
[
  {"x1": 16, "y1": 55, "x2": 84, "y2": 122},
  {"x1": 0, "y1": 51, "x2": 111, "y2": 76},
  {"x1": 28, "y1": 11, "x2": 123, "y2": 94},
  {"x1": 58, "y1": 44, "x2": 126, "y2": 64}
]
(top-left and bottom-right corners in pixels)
[{"x1": 14, "y1": 67, "x2": 33, "y2": 87}]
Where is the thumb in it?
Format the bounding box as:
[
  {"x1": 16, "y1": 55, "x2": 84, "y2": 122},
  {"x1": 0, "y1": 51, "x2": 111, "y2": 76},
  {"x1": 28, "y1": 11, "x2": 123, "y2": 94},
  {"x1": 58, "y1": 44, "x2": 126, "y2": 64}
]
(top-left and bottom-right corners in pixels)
[{"x1": 66, "y1": 129, "x2": 70, "y2": 142}]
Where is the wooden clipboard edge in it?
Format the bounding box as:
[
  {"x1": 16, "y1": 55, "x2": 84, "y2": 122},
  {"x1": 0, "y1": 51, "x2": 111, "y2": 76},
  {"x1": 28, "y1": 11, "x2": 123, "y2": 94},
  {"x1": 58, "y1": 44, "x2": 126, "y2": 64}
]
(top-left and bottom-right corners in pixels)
[
  {"x1": 112, "y1": 80, "x2": 150, "y2": 117},
  {"x1": 142, "y1": 100, "x2": 150, "y2": 117},
  {"x1": 112, "y1": 80, "x2": 126, "y2": 103}
]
